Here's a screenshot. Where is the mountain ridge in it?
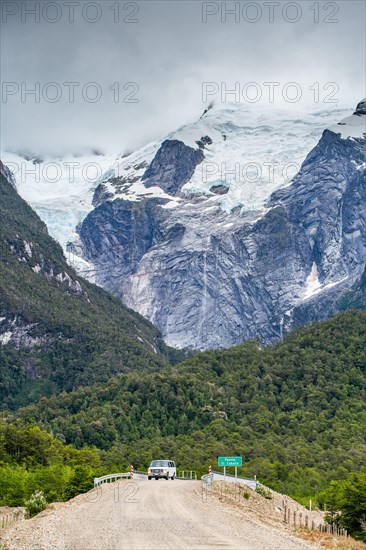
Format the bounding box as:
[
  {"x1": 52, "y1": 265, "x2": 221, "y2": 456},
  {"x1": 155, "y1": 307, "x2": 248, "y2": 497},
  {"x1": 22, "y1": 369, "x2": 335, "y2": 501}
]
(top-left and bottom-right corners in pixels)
[{"x1": 0, "y1": 169, "x2": 175, "y2": 408}]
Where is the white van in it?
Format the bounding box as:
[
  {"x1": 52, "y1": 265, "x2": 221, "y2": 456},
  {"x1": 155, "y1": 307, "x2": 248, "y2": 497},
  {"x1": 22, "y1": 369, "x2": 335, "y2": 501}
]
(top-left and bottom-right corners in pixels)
[{"x1": 148, "y1": 460, "x2": 176, "y2": 480}]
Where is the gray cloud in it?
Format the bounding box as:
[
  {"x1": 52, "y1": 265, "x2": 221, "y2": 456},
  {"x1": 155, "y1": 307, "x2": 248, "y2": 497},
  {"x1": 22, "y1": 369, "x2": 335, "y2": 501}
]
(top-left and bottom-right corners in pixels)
[{"x1": 1, "y1": 0, "x2": 365, "y2": 155}]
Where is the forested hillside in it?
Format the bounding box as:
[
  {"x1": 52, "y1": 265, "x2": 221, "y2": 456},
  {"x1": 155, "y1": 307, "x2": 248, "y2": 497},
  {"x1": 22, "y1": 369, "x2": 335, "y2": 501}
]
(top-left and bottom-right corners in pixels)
[
  {"x1": 14, "y1": 310, "x2": 366, "y2": 501},
  {"x1": 0, "y1": 170, "x2": 176, "y2": 409}
]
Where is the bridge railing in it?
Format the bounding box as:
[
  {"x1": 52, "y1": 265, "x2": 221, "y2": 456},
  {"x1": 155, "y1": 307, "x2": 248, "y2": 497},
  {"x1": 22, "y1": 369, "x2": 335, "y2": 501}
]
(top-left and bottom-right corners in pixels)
[
  {"x1": 202, "y1": 471, "x2": 258, "y2": 490},
  {"x1": 94, "y1": 472, "x2": 130, "y2": 487},
  {"x1": 177, "y1": 471, "x2": 197, "y2": 480}
]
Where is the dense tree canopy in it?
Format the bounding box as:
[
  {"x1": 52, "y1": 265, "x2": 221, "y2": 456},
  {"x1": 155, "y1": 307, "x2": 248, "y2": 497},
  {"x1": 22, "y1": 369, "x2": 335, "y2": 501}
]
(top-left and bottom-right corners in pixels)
[{"x1": 319, "y1": 469, "x2": 366, "y2": 541}]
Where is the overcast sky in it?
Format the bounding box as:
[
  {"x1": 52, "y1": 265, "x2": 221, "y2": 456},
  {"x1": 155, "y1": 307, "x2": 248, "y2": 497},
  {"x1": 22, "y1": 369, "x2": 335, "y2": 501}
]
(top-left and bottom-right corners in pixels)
[{"x1": 1, "y1": 0, "x2": 365, "y2": 155}]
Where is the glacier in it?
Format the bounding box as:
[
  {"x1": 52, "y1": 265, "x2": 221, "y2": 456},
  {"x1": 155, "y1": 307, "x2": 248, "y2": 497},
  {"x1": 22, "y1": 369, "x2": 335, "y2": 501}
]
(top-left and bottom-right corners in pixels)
[{"x1": 1, "y1": 104, "x2": 351, "y2": 251}]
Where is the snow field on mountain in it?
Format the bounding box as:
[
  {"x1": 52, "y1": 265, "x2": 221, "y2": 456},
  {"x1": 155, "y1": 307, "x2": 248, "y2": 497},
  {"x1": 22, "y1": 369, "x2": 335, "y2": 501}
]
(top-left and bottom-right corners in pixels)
[{"x1": 1, "y1": 103, "x2": 353, "y2": 250}]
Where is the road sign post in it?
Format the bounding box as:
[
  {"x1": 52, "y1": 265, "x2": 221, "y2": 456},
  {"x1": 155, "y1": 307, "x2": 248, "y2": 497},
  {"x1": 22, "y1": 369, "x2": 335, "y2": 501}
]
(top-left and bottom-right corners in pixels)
[
  {"x1": 218, "y1": 456, "x2": 242, "y2": 481},
  {"x1": 217, "y1": 456, "x2": 243, "y2": 481}
]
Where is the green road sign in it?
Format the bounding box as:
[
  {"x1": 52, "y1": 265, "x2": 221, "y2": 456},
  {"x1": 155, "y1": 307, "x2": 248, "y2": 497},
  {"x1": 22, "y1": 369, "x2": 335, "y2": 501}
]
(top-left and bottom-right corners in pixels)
[{"x1": 218, "y1": 456, "x2": 242, "y2": 467}]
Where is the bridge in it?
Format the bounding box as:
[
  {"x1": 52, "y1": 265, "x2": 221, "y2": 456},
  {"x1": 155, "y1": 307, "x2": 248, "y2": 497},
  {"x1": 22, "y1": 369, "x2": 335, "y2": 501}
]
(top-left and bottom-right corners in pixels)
[{"x1": 94, "y1": 468, "x2": 257, "y2": 490}]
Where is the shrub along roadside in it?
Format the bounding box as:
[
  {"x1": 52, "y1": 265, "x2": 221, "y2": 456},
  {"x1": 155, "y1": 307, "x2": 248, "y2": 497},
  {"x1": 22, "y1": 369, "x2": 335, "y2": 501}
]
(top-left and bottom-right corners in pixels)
[
  {"x1": 318, "y1": 470, "x2": 366, "y2": 542},
  {"x1": 24, "y1": 491, "x2": 47, "y2": 518}
]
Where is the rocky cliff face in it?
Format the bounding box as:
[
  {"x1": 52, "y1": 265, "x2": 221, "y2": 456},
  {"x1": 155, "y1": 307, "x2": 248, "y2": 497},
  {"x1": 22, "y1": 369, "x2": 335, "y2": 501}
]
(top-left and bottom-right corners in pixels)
[
  {"x1": 77, "y1": 100, "x2": 366, "y2": 349},
  {"x1": 142, "y1": 139, "x2": 205, "y2": 194}
]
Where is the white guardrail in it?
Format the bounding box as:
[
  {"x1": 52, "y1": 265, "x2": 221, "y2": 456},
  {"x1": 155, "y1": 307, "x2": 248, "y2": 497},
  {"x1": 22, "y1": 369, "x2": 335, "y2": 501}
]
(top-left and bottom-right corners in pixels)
[
  {"x1": 94, "y1": 473, "x2": 131, "y2": 487},
  {"x1": 95, "y1": 470, "x2": 258, "y2": 489},
  {"x1": 178, "y1": 471, "x2": 197, "y2": 480},
  {"x1": 202, "y1": 471, "x2": 258, "y2": 491}
]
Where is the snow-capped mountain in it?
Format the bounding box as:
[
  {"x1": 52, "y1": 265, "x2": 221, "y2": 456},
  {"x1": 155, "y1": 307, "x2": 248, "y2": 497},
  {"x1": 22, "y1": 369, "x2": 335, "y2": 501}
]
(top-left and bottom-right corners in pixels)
[
  {"x1": 70, "y1": 100, "x2": 366, "y2": 349},
  {"x1": 1, "y1": 105, "x2": 349, "y2": 249},
  {"x1": 90, "y1": 104, "x2": 354, "y2": 212},
  {"x1": 3, "y1": 101, "x2": 365, "y2": 350}
]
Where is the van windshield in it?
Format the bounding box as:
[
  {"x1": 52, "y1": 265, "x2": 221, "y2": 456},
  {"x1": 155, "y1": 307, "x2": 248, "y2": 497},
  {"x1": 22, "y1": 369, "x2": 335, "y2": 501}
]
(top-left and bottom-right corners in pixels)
[{"x1": 151, "y1": 460, "x2": 169, "y2": 467}]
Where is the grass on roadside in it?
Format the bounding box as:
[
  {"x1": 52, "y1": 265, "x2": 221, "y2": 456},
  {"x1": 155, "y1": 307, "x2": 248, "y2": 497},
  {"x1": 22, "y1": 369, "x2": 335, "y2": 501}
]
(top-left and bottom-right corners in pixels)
[{"x1": 297, "y1": 528, "x2": 366, "y2": 550}]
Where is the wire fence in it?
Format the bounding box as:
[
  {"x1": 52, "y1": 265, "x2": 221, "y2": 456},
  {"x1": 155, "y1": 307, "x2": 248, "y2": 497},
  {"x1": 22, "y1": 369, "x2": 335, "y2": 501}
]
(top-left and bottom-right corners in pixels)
[
  {"x1": 283, "y1": 504, "x2": 348, "y2": 536},
  {"x1": 0, "y1": 510, "x2": 24, "y2": 529}
]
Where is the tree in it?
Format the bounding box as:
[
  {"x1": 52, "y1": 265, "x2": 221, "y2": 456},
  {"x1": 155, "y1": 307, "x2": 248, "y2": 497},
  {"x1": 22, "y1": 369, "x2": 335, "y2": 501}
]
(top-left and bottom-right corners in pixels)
[{"x1": 320, "y1": 470, "x2": 366, "y2": 541}]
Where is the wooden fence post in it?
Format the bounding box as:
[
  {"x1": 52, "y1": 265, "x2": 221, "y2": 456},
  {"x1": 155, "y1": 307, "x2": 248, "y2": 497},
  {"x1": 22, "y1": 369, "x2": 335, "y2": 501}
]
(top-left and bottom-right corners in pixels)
[{"x1": 0, "y1": 512, "x2": 22, "y2": 529}]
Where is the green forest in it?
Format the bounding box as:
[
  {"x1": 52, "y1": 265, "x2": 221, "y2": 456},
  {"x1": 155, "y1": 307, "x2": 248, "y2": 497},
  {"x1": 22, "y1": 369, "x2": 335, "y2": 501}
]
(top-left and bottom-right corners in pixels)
[
  {"x1": 1, "y1": 171, "x2": 366, "y2": 540},
  {"x1": 0, "y1": 422, "x2": 107, "y2": 506}
]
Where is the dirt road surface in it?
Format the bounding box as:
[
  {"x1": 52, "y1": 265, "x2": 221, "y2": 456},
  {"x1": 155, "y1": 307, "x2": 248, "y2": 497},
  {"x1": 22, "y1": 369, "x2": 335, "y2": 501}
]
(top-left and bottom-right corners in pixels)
[{"x1": 0, "y1": 480, "x2": 320, "y2": 550}]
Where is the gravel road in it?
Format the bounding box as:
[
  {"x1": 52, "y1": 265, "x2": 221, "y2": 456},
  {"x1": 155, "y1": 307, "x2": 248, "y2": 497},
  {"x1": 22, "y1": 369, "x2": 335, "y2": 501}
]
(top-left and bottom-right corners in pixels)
[{"x1": 0, "y1": 479, "x2": 320, "y2": 550}]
